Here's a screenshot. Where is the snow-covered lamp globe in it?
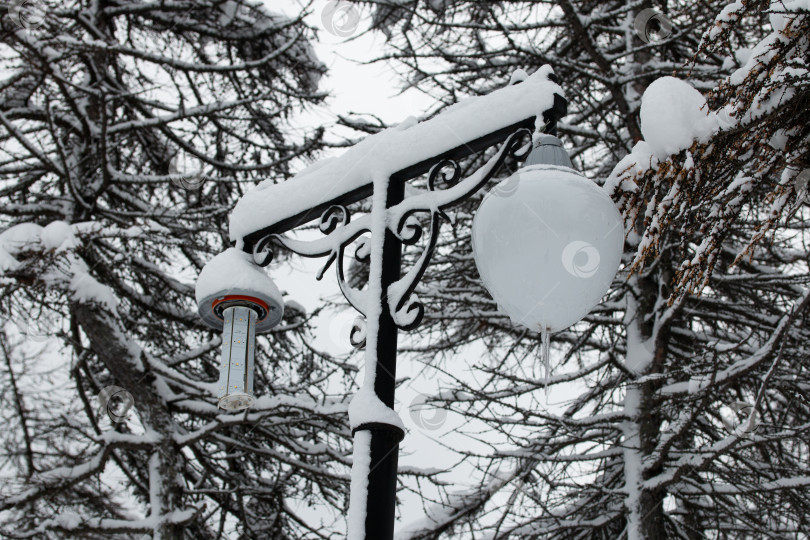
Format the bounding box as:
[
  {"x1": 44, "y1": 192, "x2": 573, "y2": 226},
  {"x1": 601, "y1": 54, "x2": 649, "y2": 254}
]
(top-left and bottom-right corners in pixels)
[
  {"x1": 471, "y1": 135, "x2": 624, "y2": 337},
  {"x1": 196, "y1": 248, "x2": 284, "y2": 411}
]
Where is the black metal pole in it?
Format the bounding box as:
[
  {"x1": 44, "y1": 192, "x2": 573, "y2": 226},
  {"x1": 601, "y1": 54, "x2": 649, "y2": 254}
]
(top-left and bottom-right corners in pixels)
[{"x1": 356, "y1": 176, "x2": 405, "y2": 540}]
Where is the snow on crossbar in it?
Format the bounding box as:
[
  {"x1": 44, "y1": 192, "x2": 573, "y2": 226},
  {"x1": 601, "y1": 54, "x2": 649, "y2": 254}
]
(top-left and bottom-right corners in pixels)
[{"x1": 229, "y1": 65, "x2": 562, "y2": 248}]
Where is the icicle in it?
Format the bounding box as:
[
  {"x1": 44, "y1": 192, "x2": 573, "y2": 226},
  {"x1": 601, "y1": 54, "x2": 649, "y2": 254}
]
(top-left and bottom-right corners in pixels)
[{"x1": 541, "y1": 324, "x2": 550, "y2": 391}]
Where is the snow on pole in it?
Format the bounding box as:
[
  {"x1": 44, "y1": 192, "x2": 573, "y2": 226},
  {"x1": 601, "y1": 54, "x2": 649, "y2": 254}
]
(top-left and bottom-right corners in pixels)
[
  {"x1": 346, "y1": 173, "x2": 405, "y2": 540},
  {"x1": 347, "y1": 430, "x2": 372, "y2": 539}
]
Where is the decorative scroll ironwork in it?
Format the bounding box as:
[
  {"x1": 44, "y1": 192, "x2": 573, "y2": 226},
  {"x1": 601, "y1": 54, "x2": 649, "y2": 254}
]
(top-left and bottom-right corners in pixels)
[
  {"x1": 247, "y1": 127, "x2": 533, "y2": 343},
  {"x1": 385, "y1": 128, "x2": 533, "y2": 330},
  {"x1": 250, "y1": 205, "x2": 372, "y2": 347}
]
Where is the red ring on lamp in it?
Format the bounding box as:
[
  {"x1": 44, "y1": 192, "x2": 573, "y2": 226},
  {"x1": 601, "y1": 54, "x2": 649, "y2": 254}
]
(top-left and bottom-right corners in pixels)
[{"x1": 212, "y1": 295, "x2": 270, "y2": 321}]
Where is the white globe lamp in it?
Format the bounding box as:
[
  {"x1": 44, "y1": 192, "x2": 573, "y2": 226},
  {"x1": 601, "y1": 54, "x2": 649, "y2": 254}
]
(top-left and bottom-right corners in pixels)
[{"x1": 471, "y1": 135, "x2": 624, "y2": 335}]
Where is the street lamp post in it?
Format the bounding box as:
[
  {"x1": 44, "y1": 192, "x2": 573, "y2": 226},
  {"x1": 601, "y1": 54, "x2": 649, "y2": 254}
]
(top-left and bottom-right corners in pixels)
[{"x1": 195, "y1": 68, "x2": 623, "y2": 539}]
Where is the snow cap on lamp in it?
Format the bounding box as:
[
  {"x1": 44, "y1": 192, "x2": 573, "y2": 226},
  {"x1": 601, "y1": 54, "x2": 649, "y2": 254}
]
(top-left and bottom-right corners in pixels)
[
  {"x1": 196, "y1": 247, "x2": 284, "y2": 411},
  {"x1": 196, "y1": 247, "x2": 284, "y2": 332}
]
